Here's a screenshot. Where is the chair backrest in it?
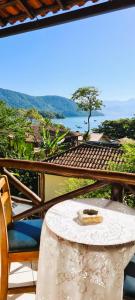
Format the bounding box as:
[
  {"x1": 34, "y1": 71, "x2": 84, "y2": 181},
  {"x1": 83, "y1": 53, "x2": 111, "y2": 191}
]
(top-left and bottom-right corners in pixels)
[
  {"x1": 0, "y1": 175, "x2": 12, "y2": 226},
  {"x1": 0, "y1": 175, "x2": 12, "y2": 255},
  {"x1": 0, "y1": 176, "x2": 12, "y2": 296}
]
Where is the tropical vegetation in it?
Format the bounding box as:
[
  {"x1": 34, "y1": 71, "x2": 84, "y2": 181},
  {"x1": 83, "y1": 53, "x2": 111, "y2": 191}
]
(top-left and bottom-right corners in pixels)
[
  {"x1": 0, "y1": 97, "x2": 135, "y2": 207},
  {"x1": 94, "y1": 118, "x2": 135, "y2": 140},
  {"x1": 0, "y1": 100, "x2": 33, "y2": 158},
  {"x1": 0, "y1": 100, "x2": 69, "y2": 195},
  {"x1": 40, "y1": 127, "x2": 68, "y2": 158}
]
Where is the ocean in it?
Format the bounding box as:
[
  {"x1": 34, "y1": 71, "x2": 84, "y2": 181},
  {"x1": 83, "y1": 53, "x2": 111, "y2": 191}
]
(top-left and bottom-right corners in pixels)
[{"x1": 53, "y1": 111, "x2": 133, "y2": 133}]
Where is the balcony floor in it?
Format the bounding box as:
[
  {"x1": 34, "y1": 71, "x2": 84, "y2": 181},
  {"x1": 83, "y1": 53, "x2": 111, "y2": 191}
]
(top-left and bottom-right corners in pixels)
[{"x1": 8, "y1": 262, "x2": 37, "y2": 300}]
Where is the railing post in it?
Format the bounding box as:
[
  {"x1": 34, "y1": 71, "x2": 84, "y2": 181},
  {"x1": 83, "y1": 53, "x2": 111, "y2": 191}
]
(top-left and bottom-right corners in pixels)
[
  {"x1": 111, "y1": 183, "x2": 124, "y2": 202},
  {"x1": 39, "y1": 173, "x2": 46, "y2": 203}
]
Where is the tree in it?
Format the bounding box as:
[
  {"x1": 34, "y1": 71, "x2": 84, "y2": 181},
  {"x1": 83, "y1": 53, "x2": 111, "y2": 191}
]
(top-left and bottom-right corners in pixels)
[
  {"x1": 109, "y1": 142, "x2": 135, "y2": 174},
  {"x1": 108, "y1": 142, "x2": 135, "y2": 207},
  {"x1": 71, "y1": 87, "x2": 103, "y2": 134},
  {"x1": 0, "y1": 100, "x2": 32, "y2": 157},
  {"x1": 24, "y1": 108, "x2": 46, "y2": 124},
  {"x1": 94, "y1": 118, "x2": 135, "y2": 140}
]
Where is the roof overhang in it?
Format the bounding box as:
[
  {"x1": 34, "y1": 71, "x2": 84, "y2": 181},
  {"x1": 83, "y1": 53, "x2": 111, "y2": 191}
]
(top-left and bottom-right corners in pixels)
[{"x1": 0, "y1": 0, "x2": 135, "y2": 38}]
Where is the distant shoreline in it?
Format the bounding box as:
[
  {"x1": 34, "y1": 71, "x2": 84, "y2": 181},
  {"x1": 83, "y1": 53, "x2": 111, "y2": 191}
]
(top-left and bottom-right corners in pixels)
[
  {"x1": 53, "y1": 112, "x2": 104, "y2": 119},
  {"x1": 53, "y1": 113, "x2": 133, "y2": 133}
]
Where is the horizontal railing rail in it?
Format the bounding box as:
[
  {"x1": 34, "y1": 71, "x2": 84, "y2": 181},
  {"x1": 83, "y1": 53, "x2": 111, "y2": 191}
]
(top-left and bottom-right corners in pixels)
[
  {"x1": 13, "y1": 180, "x2": 108, "y2": 221},
  {"x1": 11, "y1": 196, "x2": 33, "y2": 205},
  {"x1": 0, "y1": 158, "x2": 134, "y2": 220},
  {"x1": 0, "y1": 158, "x2": 135, "y2": 185}
]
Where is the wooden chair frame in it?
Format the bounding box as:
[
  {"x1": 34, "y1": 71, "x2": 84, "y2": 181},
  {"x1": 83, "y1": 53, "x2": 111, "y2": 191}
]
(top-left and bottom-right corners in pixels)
[{"x1": 0, "y1": 175, "x2": 39, "y2": 300}]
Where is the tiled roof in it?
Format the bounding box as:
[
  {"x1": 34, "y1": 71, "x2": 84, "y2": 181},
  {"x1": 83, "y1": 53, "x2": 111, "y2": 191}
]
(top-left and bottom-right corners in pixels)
[
  {"x1": 47, "y1": 142, "x2": 124, "y2": 170},
  {"x1": 0, "y1": 0, "x2": 99, "y2": 28}
]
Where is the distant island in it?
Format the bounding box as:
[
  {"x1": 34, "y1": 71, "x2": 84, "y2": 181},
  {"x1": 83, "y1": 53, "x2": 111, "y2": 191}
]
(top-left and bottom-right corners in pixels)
[{"x1": 0, "y1": 88, "x2": 104, "y2": 118}]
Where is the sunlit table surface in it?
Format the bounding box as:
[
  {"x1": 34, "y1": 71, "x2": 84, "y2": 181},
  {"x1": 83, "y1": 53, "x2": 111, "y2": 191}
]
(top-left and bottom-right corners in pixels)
[{"x1": 36, "y1": 198, "x2": 135, "y2": 300}]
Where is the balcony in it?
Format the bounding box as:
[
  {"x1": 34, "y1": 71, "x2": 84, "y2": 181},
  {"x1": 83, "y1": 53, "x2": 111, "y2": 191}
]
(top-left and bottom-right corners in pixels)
[{"x1": 0, "y1": 156, "x2": 134, "y2": 300}]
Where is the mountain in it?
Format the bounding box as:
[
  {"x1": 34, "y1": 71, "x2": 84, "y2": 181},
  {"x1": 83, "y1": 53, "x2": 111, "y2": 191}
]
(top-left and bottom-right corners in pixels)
[
  {"x1": 1, "y1": 88, "x2": 134, "y2": 119},
  {"x1": 103, "y1": 99, "x2": 135, "y2": 118},
  {"x1": 0, "y1": 88, "x2": 103, "y2": 117}
]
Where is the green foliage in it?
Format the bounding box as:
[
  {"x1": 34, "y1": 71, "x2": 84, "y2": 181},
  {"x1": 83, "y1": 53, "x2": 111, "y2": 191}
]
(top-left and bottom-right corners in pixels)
[
  {"x1": 122, "y1": 143, "x2": 135, "y2": 173},
  {"x1": 108, "y1": 142, "x2": 135, "y2": 207},
  {"x1": 20, "y1": 108, "x2": 66, "y2": 130},
  {"x1": 23, "y1": 108, "x2": 46, "y2": 124},
  {"x1": 0, "y1": 101, "x2": 69, "y2": 197},
  {"x1": 94, "y1": 118, "x2": 135, "y2": 140},
  {"x1": 0, "y1": 101, "x2": 64, "y2": 160},
  {"x1": 40, "y1": 126, "x2": 69, "y2": 159},
  {"x1": 72, "y1": 86, "x2": 103, "y2": 133},
  {"x1": 40, "y1": 111, "x2": 64, "y2": 119},
  {"x1": 108, "y1": 142, "x2": 135, "y2": 174},
  {"x1": 124, "y1": 194, "x2": 135, "y2": 208},
  {"x1": 94, "y1": 118, "x2": 135, "y2": 207},
  {"x1": 7, "y1": 138, "x2": 34, "y2": 160},
  {"x1": 10, "y1": 170, "x2": 38, "y2": 196},
  {"x1": 60, "y1": 178, "x2": 111, "y2": 199},
  {"x1": 0, "y1": 101, "x2": 38, "y2": 196},
  {"x1": 0, "y1": 100, "x2": 32, "y2": 158}
]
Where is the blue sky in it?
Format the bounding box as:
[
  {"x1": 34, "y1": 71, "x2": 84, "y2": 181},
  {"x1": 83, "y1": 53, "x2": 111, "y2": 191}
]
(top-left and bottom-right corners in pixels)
[{"x1": 0, "y1": 6, "x2": 135, "y2": 101}]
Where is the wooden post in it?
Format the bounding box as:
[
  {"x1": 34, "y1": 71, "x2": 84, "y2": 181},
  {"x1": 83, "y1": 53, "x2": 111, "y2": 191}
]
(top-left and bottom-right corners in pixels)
[
  {"x1": 39, "y1": 173, "x2": 46, "y2": 203},
  {"x1": 111, "y1": 183, "x2": 124, "y2": 202}
]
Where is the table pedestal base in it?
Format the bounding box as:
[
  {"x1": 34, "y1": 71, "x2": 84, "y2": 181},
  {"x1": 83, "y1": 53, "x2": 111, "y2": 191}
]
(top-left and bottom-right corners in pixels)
[{"x1": 36, "y1": 225, "x2": 135, "y2": 300}]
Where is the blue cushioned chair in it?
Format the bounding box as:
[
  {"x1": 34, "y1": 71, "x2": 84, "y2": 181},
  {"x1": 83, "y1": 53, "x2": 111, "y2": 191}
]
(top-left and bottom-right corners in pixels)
[
  {"x1": 0, "y1": 175, "x2": 43, "y2": 300},
  {"x1": 124, "y1": 255, "x2": 135, "y2": 299}
]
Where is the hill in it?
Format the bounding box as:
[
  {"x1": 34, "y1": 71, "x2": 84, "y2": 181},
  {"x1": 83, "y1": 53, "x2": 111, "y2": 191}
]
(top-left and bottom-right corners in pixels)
[
  {"x1": 103, "y1": 99, "x2": 135, "y2": 118},
  {"x1": 0, "y1": 88, "x2": 103, "y2": 117}
]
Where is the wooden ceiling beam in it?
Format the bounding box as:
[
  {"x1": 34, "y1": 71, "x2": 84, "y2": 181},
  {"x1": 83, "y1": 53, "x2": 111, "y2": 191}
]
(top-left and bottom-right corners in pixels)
[
  {"x1": 0, "y1": 0, "x2": 135, "y2": 38},
  {"x1": 0, "y1": 10, "x2": 7, "y2": 26},
  {"x1": 0, "y1": 19, "x2": 4, "y2": 26},
  {"x1": 0, "y1": 0, "x2": 16, "y2": 9},
  {"x1": 55, "y1": 0, "x2": 65, "y2": 10},
  {"x1": 16, "y1": 0, "x2": 34, "y2": 19}
]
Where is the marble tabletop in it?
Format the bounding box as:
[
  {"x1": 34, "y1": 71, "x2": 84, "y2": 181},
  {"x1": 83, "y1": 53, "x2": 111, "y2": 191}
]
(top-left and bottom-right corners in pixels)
[{"x1": 46, "y1": 198, "x2": 135, "y2": 246}]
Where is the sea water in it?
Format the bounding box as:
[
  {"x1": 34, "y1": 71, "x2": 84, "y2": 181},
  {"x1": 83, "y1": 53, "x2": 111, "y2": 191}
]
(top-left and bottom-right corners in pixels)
[{"x1": 53, "y1": 112, "x2": 133, "y2": 133}]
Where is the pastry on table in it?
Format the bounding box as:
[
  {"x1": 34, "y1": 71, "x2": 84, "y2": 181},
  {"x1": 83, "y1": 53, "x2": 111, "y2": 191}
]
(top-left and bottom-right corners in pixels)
[{"x1": 77, "y1": 208, "x2": 103, "y2": 225}]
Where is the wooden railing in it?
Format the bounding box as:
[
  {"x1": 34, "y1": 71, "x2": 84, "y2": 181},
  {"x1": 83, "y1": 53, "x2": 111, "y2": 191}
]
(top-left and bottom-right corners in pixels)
[
  {"x1": 0, "y1": 158, "x2": 134, "y2": 220},
  {"x1": 0, "y1": 158, "x2": 135, "y2": 184}
]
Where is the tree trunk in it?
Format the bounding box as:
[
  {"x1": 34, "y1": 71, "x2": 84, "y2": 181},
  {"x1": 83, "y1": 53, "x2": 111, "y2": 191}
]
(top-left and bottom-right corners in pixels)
[{"x1": 87, "y1": 110, "x2": 92, "y2": 134}]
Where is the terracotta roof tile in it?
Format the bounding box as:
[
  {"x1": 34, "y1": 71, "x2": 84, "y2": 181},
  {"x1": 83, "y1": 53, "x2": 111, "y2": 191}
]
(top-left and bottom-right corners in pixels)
[
  {"x1": 0, "y1": 0, "x2": 100, "y2": 28},
  {"x1": 46, "y1": 142, "x2": 124, "y2": 170}
]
